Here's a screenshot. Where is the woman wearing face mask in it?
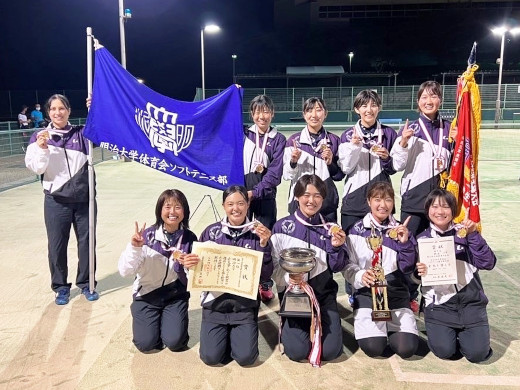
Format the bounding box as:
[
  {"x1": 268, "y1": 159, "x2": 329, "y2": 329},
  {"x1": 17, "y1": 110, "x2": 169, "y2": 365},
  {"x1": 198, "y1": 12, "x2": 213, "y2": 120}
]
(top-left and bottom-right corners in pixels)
[
  {"x1": 271, "y1": 174, "x2": 348, "y2": 366},
  {"x1": 415, "y1": 189, "x2": 495, "y2": 363},
  {"x1": 344, "y1": 181, "x2": 419, "y2": 358},
  {"x1": 25, "y1": 94, "x2": 98, "y2": 305},
  {"x1": 283, "y1": 97, "x2": 343, "y2": 223},
  {"x1": 183, "y1": 185, "x2": 273, "y2": 366}
]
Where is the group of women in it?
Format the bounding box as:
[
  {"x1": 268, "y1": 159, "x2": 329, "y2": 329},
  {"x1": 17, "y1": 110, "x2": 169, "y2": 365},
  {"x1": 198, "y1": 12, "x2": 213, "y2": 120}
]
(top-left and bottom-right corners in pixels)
[{"x1": 27, "y1": 82, "x2": 496, "y2": 368}]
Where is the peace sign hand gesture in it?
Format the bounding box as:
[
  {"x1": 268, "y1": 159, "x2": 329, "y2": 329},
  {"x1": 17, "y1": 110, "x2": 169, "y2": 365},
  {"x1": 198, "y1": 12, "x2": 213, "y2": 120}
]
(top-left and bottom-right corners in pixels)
[{"x1": 131, "y1": 221, "x2": 146, "y2": 247}]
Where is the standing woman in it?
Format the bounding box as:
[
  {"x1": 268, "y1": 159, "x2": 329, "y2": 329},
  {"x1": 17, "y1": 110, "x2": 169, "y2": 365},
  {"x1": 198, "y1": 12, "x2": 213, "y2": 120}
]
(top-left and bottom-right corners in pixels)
[
  {"x1": 243, "y1": 94, "x2": 286, "y2": 229},
  {"x1": 338, "y1": 90, "x2": 399, "y2": 232},
  {"x1": 390, "y1": 81, "x2": 456, "y2": 237},
  {"x1": 25, "y1": 94, "x2": 98, "y2": 305},
  {"x1": 416, "y1": 189, "x2": 495, "y2": 363},
  {"x1": 243, "y1": 95, "x2": 286, "y2": 302},
  {"x1": 283, "y1": 97, "x2": 343, "y2": 222},
  {"x1": 118, "y1": 189, "x2": 197, "y2": 352},
  {"x1": 185, "y1": 186, "x2": 273, "y2": 366},
  {"x1": 271, "y1": 174, "x2": 348, "y2": 365},
  {"x1": 344, "y1": 182, "x2": 419, "y2": 358}
]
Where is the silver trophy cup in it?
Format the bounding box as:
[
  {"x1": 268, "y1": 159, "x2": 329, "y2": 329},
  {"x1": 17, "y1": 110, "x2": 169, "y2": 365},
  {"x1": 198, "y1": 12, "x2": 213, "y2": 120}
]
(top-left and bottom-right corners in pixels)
[{"x1": 279, "y1": 247, "x2": 317, "y2": 317}]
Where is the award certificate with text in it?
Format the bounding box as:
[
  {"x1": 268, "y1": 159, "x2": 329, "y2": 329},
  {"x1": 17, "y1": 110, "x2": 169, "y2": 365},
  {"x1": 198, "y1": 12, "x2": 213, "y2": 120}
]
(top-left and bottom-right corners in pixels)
[
  {"x1": 188, "y1": 241, "x2": 263, "y2": 300},
  {"x1": 418, "y1": 236, "x2": 458, "y2": 287}
]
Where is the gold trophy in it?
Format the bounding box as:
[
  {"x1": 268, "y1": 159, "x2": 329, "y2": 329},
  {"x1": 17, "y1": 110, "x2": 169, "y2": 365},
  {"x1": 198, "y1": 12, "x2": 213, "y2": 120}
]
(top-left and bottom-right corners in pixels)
[
  {"x1": 366, "y1": 226, "x2": 392, "y2": 321},
  {"x1": 278, "y1": 248, "x2": 316, "y2": 318}
]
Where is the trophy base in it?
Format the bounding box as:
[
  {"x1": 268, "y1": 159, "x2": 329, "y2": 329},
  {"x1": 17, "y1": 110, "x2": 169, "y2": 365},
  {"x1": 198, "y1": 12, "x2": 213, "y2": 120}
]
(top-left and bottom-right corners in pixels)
[
  {"x1": 371, "y1": 310, "x2": 392, "y2": 321},
  {"x1": 279, "y1": 291, "x2": 312, "y2": 318}
]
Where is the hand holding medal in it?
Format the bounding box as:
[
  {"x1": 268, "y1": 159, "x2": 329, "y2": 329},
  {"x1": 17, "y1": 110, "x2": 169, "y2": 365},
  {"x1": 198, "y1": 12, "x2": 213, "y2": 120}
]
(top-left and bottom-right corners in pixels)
[
  {"x1": 131, "y1": 221, "x2": 146, "y2": 247},
  {"x1": 388, "y1": 216, "x2": 411, "y2": 243},
  {"x1": 180, "y1": 253, "x2": 200, "y2": 269},
  {"x1": 36, "y1": 130, "x2": 50, "y2": 149},
  {"x1": 252, "y1": 221, "x2": 271, "y2": 248},
  {"x1": 371, "y1": 144, "x2": 389, "y2": 160},
  {"x1": 456, "y1": 218, "x2": 477, "y2": 238},
  {"x1": 320, "y1": 143, "x2": 333, "y2": 165},
  {"x1": 329, "y1": 224, "x2": 346, "y2": 247}
]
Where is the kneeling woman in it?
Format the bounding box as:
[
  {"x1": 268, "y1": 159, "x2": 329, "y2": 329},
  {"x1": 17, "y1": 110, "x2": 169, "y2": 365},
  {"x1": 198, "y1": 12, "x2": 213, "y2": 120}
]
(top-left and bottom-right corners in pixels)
[
  {"x1": 344, "y1": 182, "x2": 418, "y2": 358},
  {"x1": 416, "y1": 189, "x2": 495, "y2": 363},
  {"x1": 271, "y1": 174, "x2": 348, "y2": 365},
  {"x1": 118, "y1": 189, "x2": 197, "y2": 352},
  {"x1": 186, "y1": 185, "x2": 273, "y2": 366}
]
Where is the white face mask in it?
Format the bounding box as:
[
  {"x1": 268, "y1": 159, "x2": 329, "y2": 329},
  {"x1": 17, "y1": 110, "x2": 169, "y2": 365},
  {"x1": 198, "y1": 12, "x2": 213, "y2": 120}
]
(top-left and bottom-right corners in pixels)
[{"x1": 36, "y1": 107, "x2": 40, "y2": 111}]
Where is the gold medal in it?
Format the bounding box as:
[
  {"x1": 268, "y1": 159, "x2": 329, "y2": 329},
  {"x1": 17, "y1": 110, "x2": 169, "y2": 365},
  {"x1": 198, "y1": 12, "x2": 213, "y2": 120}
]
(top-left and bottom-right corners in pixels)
[
  {"x1": 172, "y1": 250, "x2": 182, "y2": 260},
  {"x1": 436, "y1": 158, "x2": 445, "y2": 171},
  {"x1": 457, "y1": 227, "x2": 467, "y2": 238},
  {"x1": 371, "y1": 144, "x2": 381, "y2": 153},
  {"x1": 388, "y1": 229, "x2": 398, "y2": 239},
  {"x1": 329, "y1": 225, "x2": 341, "y2": 235},
  {"x1": 319, "y1": 143, "x2": 328, "y2": 152},
  {"x1": 256, "y1": 164, "x2": 264, "y2": 173}
]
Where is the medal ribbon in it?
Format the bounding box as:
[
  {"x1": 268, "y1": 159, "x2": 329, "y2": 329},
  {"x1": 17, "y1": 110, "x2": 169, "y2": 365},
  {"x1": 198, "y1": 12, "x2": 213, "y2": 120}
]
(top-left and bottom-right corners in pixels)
[
  {"x1": 368, "y1": 213, "x2": 398, "y2": 229},
  {"x1": 354, "y1": 120, "x2": 382, "y2": 147},
  {"x1": 254, "y1": 125, "x2": 269, "y2": 168},
  {"x1": 162, "y1": 231, "x2": 184, "y2": 260},
  {"x1": 294, "y1": 212, "x2": 340, "y2": 236},
  {"x1": 303, "y1": 125, "x2": 330, "y2": 153},
  {"x1": 220, "y1": 219, "x2": 258, "y2": 233},
  {"x1": 278, "y1": 281, "x2": 322, "y2": 368},
  {"x1": 418, "y1": 117, "x2": 444, "y2": 161}
]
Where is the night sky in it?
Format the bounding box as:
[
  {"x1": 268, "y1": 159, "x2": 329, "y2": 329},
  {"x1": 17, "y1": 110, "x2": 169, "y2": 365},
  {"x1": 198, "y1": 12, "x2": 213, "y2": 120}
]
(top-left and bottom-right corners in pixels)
[{"x1": 1, "y1": 1, "x2": 519, "y2": 107}]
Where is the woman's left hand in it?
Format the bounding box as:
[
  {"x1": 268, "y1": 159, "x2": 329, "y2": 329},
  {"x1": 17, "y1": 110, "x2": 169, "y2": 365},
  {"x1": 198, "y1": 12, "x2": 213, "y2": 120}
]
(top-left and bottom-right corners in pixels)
[
  {"x1": 180, "y1": 253, "x2": 200, "y2": 269},
  {"x1": 449, "y1": 126, "x2": 458, "y2": 141},
  {"x1": 375, "y1": 146, "x2": 390, "y2": 161},
  {"x1": 254, "y1": 222, "x2": 271, "y2": 247},
  {"x1": 321, "y1": 146, "x2": 333, "y2": 165},
  {"x1": 461, "y1": 218, "x2": 477, "y2": 234},
  {"x1": 331, "y1": 228, "x2": 346, "y2": 247},
  {"x1": 86, "y1": 96, "x2": 92, "y2": 109}
]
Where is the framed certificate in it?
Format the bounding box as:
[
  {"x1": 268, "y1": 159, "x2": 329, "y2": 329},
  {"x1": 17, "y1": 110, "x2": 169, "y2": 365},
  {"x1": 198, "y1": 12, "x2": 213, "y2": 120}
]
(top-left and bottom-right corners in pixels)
[
  {"x1": 188, "y1": 241, "x2": 263, "y2": 300},
  {"x1": 417, "y1": 236, "x2": 457, "y2": 286}
]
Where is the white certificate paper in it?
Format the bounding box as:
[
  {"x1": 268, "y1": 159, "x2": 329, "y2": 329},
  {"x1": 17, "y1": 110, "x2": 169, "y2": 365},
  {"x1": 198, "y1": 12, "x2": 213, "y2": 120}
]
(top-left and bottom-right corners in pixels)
[
  {"x1": 188, "y1": 241, "x2": 263, "y2": 300},
  {"x1": 418, "y1": 236, "x2": 457, "y2": 286}
]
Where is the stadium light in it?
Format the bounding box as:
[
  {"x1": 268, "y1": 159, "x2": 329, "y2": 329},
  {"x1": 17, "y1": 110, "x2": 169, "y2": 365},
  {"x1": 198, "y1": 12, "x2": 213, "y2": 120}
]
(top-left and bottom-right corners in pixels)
[
  {"x1": 492, "y1": 26, "x2": 520, "y2": 125},
  {"x1": 348, "y1": 52, "x2": 354, "y2": 73},
  {"x1": 201, "y1": 24, "x2": 221, "y2": 100},
  {"x1": 118, "y1": 0, "x2": 132, "y2": 69},
  {"x1": 232, "y1": 54, "x2": 237, "y2": 84}
]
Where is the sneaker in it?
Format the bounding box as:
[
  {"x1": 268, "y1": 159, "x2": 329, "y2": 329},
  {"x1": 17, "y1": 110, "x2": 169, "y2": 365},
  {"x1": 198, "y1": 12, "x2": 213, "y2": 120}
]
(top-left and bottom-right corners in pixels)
[
  {"x1": 410, "y1": 298, "x2": 420, "y2": 314},
  {"x1": 55, "y1": 288, "x2": 70, "y2": 305},
  {"x1": 82, "y1": 287, "x2": 99, "y2": 301},
  {"x1": 259, "y1": 283, "x2": 274, "y2": 303}
]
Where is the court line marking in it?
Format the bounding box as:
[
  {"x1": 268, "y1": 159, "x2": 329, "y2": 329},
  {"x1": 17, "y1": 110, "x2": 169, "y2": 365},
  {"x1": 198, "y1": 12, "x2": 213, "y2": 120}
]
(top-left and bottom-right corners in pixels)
[
  {"x1": 389, "y1": 356, "x2": 520, "y2": 386},
  {"x1": 494, "y1": 266, "x2": 520, "y2": 288}
]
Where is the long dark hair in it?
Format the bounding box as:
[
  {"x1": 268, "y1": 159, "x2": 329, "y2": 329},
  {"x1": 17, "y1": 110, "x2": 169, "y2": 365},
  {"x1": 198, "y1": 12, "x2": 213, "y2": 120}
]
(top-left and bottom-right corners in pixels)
[{"x1": 154, "y1": 189, "x2": 190, "y2": 229}]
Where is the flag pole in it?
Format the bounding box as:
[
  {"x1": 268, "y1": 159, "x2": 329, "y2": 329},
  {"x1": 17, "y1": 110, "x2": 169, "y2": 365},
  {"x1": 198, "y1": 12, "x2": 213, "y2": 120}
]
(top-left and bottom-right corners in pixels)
[{"x1": 86, "y1": 27, "x2": 96, "y2": 294}]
